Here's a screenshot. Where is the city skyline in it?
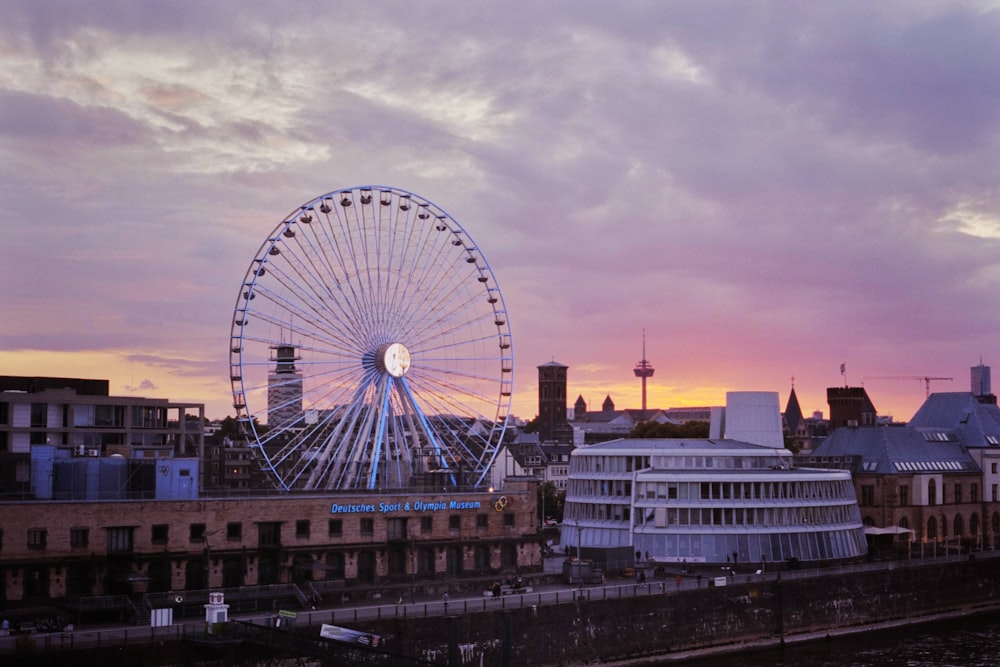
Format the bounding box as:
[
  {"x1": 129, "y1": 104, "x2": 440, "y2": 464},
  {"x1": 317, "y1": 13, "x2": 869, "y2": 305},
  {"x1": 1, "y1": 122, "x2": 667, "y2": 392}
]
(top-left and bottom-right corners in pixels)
[{"x1": 2, "y1": 2, "x2": 999, "y2": 424}]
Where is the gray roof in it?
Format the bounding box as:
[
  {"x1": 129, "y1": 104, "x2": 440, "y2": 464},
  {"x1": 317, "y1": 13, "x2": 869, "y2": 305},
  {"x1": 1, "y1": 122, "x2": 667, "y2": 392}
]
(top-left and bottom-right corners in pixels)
[
  {"x1": 812, "y1": 426, "x2": 980, "y2": 475},
  {"x1": 907, "y1": 392, "x2": 1000, "y2": 447}
]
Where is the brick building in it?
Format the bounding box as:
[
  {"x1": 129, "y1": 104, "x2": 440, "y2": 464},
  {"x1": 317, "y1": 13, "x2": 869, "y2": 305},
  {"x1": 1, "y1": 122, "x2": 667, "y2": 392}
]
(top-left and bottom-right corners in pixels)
[{"x1": 0, "y1": 477, "x2": 540, "y2": 607}]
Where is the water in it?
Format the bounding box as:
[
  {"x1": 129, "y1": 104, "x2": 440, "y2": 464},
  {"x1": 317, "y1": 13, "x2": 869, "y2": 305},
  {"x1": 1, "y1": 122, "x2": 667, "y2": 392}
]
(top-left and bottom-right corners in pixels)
[{"x1": 677, "y1": 612, "x2": 1000, "y2": 667}]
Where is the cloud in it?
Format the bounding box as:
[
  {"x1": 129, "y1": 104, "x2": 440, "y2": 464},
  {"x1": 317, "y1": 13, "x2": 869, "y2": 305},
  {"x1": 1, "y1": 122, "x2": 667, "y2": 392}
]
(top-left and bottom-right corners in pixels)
[
  {"x1": 125, "y1": 378, "x2": 158, "y2": 392},
  {"x1": 2, "y1": 1, "x2": 998, "y2": 424}
]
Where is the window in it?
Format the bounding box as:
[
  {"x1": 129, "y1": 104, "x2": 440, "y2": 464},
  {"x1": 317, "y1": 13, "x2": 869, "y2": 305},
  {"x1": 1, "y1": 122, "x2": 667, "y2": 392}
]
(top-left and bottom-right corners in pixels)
[
  {"x1": 107, "y1": 527, "x2": 134, "y2": 554},
  {"x1": 30, "y1": 403, "x2": 47, "y2": 427},
  {"x1": 190, "y1": 523, "x2": 207, "y2": 542},
  {"x1": 152, "y1": 524, "x2": 169, "y2": 544},
  {"x1": 503, "y1": 512, "x2": 515, "y2": 527},
  {"x1": 971, "y1": 484, "x2": 979, "y2": 502},
  {"x1": 928, "y1": 479, "x2": 937, "y2": 506},
  {"x1": 861, "y1": 485, "x2": 875, "y2": 506},
  {"x1": 420, "y1": 516, "x2": 433, "y2": 533},
  {"x1": 70, "y1": 528, "x2": 89, "y2": 548},
  {"x1": 28, "y1": 529, "x2": 47, "y2": 550},
  {"x1": 296, "y1": 520, "x2": 310, "y2": 539},
  {"x1": 328, "y1": 519, "x2": 343, "y2": 537},
  {"x1": 476, "y1": 513, "x2": 488, "y2": 530},
  {"x1": 898, "y1": 485, "x2": 909, "y2": 506},
  {"x1": 387, "y1": 518, "x2": 407, "y2": 540},
  {"x1": 993, "y1": 463, "x2": 998, "y2": 474},
  {"x1": 449, "y1": 514, "x2": 461, "y2": 531},
  {"x1": 227, "y1": 522, "x2": 243, "y2": 540},
  {"x1": 954, "y1": 484, "x2": 962, "y2": 504},
  {"x1": 360, "y1": 518, "x2": 374, "y2": 536},
  {"x1": 258, "y1": 522, "x2": 282, "y2": 547}
]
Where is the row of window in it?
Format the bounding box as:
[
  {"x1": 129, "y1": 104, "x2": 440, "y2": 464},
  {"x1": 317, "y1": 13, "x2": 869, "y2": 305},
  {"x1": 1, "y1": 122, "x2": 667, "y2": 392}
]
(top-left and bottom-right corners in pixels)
[
  {"x1": 571, "y1": 453, "x2": 792, "y2": 475},
  {"x1": 633, "y1": 503, "x2": 858, "y2": 529},
  {"x1": 569, "y1": 478, "x2": 854, "y2": 503},
  {"x1": 19, "y1": 512, "x2": 516, "y2": 551},
  {"x1": 631, "y1": 526, "x2": 867, "y2": 563},
  {"x1": 0, "y1": 402, "x2": 173, "y2": 429},
  {"x1": 860, "y1": 481, "x2": 980, "y2": 507},
  {"x1": 631, "y1": 479, "x2": 855, "y2": 503}
]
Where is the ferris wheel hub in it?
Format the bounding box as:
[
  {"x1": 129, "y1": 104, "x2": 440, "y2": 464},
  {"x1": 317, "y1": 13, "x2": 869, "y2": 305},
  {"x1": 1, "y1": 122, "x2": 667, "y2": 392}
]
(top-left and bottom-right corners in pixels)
[{"x1": 377, "y1": 342, "x2": 412, "y2": 378}]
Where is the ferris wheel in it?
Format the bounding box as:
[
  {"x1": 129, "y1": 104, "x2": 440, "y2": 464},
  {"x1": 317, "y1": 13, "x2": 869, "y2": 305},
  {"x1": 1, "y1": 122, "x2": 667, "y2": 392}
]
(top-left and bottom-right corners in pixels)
[{"x1": 229, "y1": 186, "x2": 514, "y2": 492}]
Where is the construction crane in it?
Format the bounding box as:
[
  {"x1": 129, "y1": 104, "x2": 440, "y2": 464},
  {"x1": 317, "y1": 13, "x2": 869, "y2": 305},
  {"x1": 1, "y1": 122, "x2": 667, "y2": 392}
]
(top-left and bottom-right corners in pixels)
[{"x1": 862, "y1": 376, "x2": 954, "y2": 398}]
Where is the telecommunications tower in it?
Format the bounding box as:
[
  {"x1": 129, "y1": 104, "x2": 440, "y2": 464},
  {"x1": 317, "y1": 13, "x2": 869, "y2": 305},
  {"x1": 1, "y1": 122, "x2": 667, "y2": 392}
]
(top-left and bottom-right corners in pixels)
[{"x1": 633, "y1": 330, "x2": 655, "y2": 420}]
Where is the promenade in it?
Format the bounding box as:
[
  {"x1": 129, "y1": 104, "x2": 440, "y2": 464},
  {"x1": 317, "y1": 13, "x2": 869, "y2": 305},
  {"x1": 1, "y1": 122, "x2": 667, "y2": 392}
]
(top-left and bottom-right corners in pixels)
[{"x1": 1, "y1": 551, "x2": 989, "y2": 660}]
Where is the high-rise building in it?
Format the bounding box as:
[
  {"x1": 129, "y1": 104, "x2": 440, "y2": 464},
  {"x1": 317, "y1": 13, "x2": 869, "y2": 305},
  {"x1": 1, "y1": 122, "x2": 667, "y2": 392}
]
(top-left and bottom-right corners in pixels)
[
  {"x1": 267, "y1": 343, "x2": 303, "y2": 427},
  {"x1": 972, "y1": 361, "x2": 995, "y2": 405},
  {"x1": 537, "y1": 361, "x2": 571, "y2": 443}
]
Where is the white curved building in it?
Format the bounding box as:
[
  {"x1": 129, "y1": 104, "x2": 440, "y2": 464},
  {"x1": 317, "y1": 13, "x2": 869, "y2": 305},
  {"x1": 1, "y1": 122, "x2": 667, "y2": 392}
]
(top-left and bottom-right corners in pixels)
[{"x1": 561, "y1": 392, "x2": 867, "y2": 567}]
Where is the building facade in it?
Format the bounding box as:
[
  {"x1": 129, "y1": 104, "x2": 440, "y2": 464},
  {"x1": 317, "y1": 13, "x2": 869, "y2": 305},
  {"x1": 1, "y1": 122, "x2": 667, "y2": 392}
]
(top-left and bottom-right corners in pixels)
[
  {"x1": 807, "y1": 377, "x2": 1000, "y2": 553},
  {"x1": 536, "y1": 361, "x2": 572, "y2": 443},
  {"x1": 562, "y1": 392, "x2": 867, "y2": 568},
  {"x1": 0, "y1": 376, "x2": 205, "y2": 496},
  {"x1": 0, "y1": 478, "x2": 540, "y2": 606}
]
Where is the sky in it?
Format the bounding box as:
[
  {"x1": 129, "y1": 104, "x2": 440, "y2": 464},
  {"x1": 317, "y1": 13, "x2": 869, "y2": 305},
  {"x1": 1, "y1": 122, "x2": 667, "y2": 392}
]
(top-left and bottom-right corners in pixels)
[{"x1": 2, "y1": 1, "x2": 1000, "y2": 424}]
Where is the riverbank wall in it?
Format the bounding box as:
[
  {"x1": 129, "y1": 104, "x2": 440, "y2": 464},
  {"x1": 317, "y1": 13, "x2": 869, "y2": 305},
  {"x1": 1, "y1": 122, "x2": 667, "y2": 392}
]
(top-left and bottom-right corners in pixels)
[
  {"x1": 377, "y1": 555, "x2": 1000, "y2": 665},
  {"x1": 9, "y1": 555, "x2": 1000, "y2": 666}
]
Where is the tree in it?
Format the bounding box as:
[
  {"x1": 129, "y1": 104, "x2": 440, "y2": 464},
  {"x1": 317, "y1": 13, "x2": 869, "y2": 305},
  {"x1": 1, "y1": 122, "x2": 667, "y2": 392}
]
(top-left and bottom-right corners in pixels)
[{"x1": 629, "y1": 420, "x2": 709, "y2": 438}]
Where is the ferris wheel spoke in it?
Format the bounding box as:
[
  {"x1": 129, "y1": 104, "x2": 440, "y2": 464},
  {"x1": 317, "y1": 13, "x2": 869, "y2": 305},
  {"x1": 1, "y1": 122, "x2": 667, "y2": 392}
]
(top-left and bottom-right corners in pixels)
[
  {"x1": 385, "y1": 219, "x2": 454, "y2": 330},
  {"x1": 405, "y1": 287, "x2": 494, "y2": 348},
  {"x1": 326, "y1": 202, "x2": 384, "y2": 339},
  {"x1": 243, "y1": 300, "x2": 358, "y2": 360},
  {"x1": 298, "y1": 379, "x2": 375, "y2": 488},
  {"x1": 256, "y1": 252, "x2": 369, "y2": 347},
  {"x1": 395, "y1": 379, "x2": 459, "y2": 485},
  {"x1": 300, "y1": 205, "x2": 377, "y2": 343},
  {"x1": 404, "y1": 379, "x2": 495, "y2": 458},
  {"x1": 254, "y1": 245, "x2": 373, "y2": 347}
]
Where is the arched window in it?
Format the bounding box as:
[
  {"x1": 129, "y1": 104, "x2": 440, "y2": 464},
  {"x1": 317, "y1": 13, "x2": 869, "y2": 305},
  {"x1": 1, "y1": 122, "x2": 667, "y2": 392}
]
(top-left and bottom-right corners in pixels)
[
  {"x1": 928, "y1": 479, "x2": 937, "y2": 506},
  {"x1": 954, "y1": 514, "x2": 964, "y2": 538},
  {"x1": 927, "y1": 516, "x2": 938, "y2": 541},
  {"x1": 863, "y1": 516, "x2": 875, "y2": 527},
  {"x1": 970, "y1": 513, "x2": 980, "y2": 537},
  {"x1": 898, "y1": 516, "x2": 910, "y2": 529},
  {"x1": 992, "y1": 512, "x2": 1000, "y2": 536}
]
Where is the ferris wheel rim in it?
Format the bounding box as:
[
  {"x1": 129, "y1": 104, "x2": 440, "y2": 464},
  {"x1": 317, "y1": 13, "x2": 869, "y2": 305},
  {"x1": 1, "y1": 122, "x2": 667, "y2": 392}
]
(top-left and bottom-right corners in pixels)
[{"x1": 228, "y1": 185, "x2": 514, "y2": 492}]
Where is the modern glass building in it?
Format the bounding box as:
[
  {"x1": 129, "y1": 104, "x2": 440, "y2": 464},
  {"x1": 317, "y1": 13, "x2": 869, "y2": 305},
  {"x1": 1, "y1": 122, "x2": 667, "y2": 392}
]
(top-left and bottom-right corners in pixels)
[{"x1": 561, "y1": 392, "x2": 867, "y2": 567}]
